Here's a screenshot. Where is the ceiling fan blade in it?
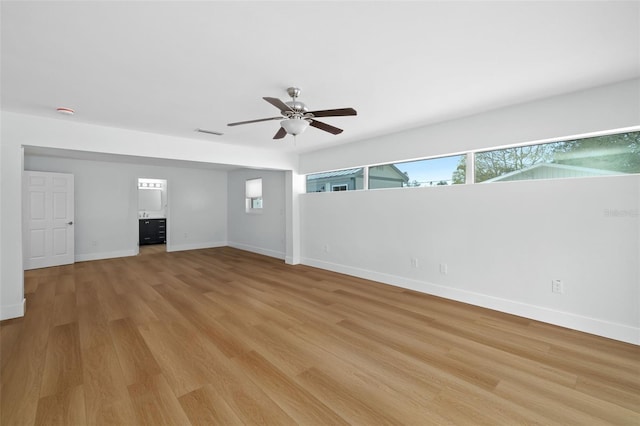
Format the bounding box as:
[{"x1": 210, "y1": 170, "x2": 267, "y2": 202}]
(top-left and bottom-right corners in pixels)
[
  {"x1": 263, "y1": 97, "x2": 292, "y2": 112},
  {"x1": 273, "y1": 127, "x2": 287, "y2": 139},
  {"x1": 307, "y1": 107, "x2": 357, "y2": 117},
  {"x1": 309, "y1": 119, "x2": 343, "y2": 135},
  {"x1": 227, "y1": 116, "x2": 282, "y2": 126}
]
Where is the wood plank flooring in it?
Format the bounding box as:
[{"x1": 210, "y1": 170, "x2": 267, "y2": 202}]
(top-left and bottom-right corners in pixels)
[{"x1": 2, "y1": 247, "x2": 639, "y2": 425}]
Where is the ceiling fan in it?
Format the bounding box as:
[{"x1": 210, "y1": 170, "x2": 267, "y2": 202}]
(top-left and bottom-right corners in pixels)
[{"x1": 227, "y1": 87, "x2": 357, "y2": 139}]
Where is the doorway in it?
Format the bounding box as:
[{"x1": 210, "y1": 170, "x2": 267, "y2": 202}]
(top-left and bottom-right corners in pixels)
[{"x1": 137, "y1": 178, "x2": 167, "y2": 254}]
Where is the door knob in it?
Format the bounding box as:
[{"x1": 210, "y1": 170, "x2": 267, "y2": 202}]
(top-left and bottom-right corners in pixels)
[{"x1": 67, "y1": 221, "x2": 73, "y2": 225}]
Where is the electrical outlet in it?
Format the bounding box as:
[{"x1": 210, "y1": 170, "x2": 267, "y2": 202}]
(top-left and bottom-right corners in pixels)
[
  {"x1": 440, "y1": 263, "x2": 448, "y2": 274},
  {"x1": 552, "y1": 279, "x2": 564, "y2": 294},
  {"x1": 410, "y1": 258, "x2": 418, "y2": 268},
  {"x1": 183, "y1": 233, "x2": 188, "y2": 239},
  {"x1": 323, "y1": 244, "x2": 330, "y2": 253}
]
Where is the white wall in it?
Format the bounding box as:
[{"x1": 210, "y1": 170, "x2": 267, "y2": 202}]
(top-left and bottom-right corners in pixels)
[
  {"x1": 6, "y1": 112, "x2": 296, "y2": 171},
  {"x1": 300, "y1": 79, "x2": 640, "y2": 173},
  {"x1": 168, "y1": 168, "x2": 227, "y2": 252},
  {"x1": 0, "y1": 143, "x2": 25, "y2": 320},
  {"x1": 299, "y1": 79, "x2": 640, "y2": 344},
  {"x1": 301, "y1": 176, "x2": 639, "y2": 343},
  {"x1": 227, "y1": 169, "x2": 286, "y2": 259},
  {"x1": 24, "y1": 155, "x2": 228, "y2": 261}
]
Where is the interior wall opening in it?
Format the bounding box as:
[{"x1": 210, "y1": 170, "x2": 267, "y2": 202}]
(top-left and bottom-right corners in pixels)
[{"x1": 137, "y1": 178, "x2": 168, "y2": 254}]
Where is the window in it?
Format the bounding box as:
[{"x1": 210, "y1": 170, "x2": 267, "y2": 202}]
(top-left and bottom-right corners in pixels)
[
  {"x1": 303, "y1": 130, "x2": 639, "y2": 191},
  {"x1": 475, "y1": 131, "x2": 640, "y2": 183},
  {"x1": 369, "y1": 155, "x2": 465, "y2": 189},
  {"x1": 245, "y1": 178, "x2": 263, "y2": 212},
  {"x1": 250, "y1": 198, "x2": 263, "y2": 209},
  {"x1": 306, "y1": 168, "x2": 364, "y2": 193}
]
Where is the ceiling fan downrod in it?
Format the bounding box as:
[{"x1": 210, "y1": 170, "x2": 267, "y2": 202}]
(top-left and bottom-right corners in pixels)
[{"x1": 285, "y1": 87, "x2": 308, "y2": 117}]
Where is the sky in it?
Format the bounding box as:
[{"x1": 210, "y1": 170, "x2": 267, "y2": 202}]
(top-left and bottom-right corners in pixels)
[{"x1": 393, "y1": 155, "x2": 463, "y2": 185}]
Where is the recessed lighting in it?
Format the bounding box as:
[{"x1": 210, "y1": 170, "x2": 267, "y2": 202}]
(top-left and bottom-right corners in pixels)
[{"x1": 56, "y1": 107, "x2": 75, "y2": 115}]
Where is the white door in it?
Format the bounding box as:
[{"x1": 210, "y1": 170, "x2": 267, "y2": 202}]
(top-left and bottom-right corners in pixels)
[{"x1": 23, "y1": 171, "x2": 75, "y2": 270}]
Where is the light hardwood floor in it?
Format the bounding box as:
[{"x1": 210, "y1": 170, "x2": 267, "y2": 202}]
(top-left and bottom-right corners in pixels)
[
  {"x1": 138, "y1": 244, "x2": 166, "y2": 256},
  {"x1": 2, "y1": 247, "x2": 638, "y2": 425}
]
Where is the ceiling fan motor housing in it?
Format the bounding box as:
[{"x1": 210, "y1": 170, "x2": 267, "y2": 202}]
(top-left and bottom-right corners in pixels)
[{"x1": 284, "y1": 101, "x2": 309, "y2": 115}]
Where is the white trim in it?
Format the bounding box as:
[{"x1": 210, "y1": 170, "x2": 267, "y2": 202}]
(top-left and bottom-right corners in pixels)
[
  {"x1": 465, "y1": 152, "x2": 475, "y2": 184},
  {"x1": 301, "y1": 257, "x2": 640, "y2": 345},
  {"x1": 1, "y1": 298, "x2": 26, "y2": 321},
  {"x1": 285, "y1": 255, "x2": 301, "y2": 265},
  {"x1": 167, "y1": 240, "x2": 227, "y2": 253},
  {"x1": 228, "y1": 241, "x2": 285, "y2": 260},
  {"x1": 75, "y1": 249, "x2": 137, "y2": 263},
  {"x1": 362, "y1": 166, "x2": 369, "y2": 190}
]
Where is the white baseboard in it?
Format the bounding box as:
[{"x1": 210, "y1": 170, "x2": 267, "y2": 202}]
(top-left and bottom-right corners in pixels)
[
  {"x1": 302, "y1": 257, "x2": 639, "y2": 345},
  {"x1": 228, "y1": 241, "x2": 285, "y2": 260},
  {"x1": 285, "y1": 256, "x2": 301, "y2": 265},
  {"x1": 1, "y1": 298, "x2": 26, "y2": 321},
  {"x1": 75, "y1": 249, "x2": 137, "y2": 263},
  {"x1": 167, "y1": 240, "x2": 227, "y2": 253}
]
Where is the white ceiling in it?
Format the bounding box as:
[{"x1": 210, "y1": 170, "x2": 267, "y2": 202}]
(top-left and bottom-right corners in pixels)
[{"x1": 2, "y1": 1, "x2": 639, "y2": 156}]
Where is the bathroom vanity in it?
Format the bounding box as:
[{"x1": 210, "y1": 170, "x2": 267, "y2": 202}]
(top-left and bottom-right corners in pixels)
[{"x1": 139, "y1": 218, "x2": 166, "y2": 245}]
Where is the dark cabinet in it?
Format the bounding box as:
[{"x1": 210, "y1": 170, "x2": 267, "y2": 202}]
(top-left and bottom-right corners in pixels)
[{"x1": 139, "y1": 218, "x2": 166, "y2": 245}]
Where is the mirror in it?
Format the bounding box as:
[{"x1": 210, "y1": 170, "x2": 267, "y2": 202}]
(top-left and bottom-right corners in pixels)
[{"x1": 138, "y1": 189, "x2": 162, "y2": 211}]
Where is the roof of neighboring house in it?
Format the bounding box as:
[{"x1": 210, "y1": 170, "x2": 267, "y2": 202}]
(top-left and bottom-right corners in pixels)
[
  {"x1": 485, "y1": 162, "x2": 621, "y2": 182},
  {"x1": 306, "y1": 168, "x2": 364, "y2": 180},
  {"x1": 370, "y1": 164, "x2": 410, "y2": 182},
  {"x1": 307, "y1": 164, "x2": 410, "y2": 182}
]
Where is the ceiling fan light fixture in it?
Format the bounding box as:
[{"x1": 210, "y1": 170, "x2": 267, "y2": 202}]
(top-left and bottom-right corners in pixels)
[{"x1": 280, "y1": 118, "x2": 309, "y2": 136}]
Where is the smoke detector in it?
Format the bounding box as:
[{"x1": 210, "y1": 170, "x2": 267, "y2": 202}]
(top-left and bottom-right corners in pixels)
[{"x1": 56, "y1": 107, "x2": 74, "y2": 115}]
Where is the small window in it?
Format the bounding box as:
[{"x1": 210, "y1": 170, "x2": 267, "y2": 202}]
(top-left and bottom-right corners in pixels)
[
  {"x1": 245, "y1": 178, "x2": 263, "y2": 212},
  {"x1": 306, "y1": 168, "x2": 364, "y2": 193},
  {"x1": 369, "y1": 155, "x2": 465, "y2": 189},
  {"x1": 250, "y1": 198, "x2": 263, "y2": 209},
  {"x1": 476, "y1": 131, "x2": 640, "y2": 183}
]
